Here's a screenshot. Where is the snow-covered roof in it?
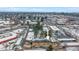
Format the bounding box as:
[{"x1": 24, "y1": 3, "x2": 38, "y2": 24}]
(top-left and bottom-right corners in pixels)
[
  {"x1": 58, "y1": 38, "x2": 76, "y2": 41},
  {"x1": 26, "y1": 32, "x2": 34, "y2": 40},
  {"x1": 49, "y1": 26, "x2": 60, "y2": 31},
  {"x1": 32, "y1": 38, "x2": 49, "y2": 42},
  {"x1": 0, "y1": 32, "x2": 17, "y2": 44},
  {"x1": 66, "y1": 42, "x2": 79, "y2": 46}
]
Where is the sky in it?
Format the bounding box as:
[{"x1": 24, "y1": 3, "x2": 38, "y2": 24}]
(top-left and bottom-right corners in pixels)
[{"x1": 0, "y1": 7, "x2": 79, "y2": 12}]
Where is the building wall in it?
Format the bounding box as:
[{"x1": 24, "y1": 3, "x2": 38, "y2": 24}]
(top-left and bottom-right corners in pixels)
[{"x1": 32, "y1": 42, "x2": 50, "y2": 47}]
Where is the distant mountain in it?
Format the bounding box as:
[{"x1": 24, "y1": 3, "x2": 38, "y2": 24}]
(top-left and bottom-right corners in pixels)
[{"x1": 0, "y1": 7, "x2": 79, "y2": 13}]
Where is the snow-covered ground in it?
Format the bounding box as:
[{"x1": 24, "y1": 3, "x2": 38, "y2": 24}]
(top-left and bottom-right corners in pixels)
[
  {"x1": 0, "y1": 44, "x2": 6, "y2": 51},
  {"x1": 24, "y1": 48, "x2": 46, "y2": 51},
  {"x1": 65, "y1": 47, "x2": 79, "y2": 51}
]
